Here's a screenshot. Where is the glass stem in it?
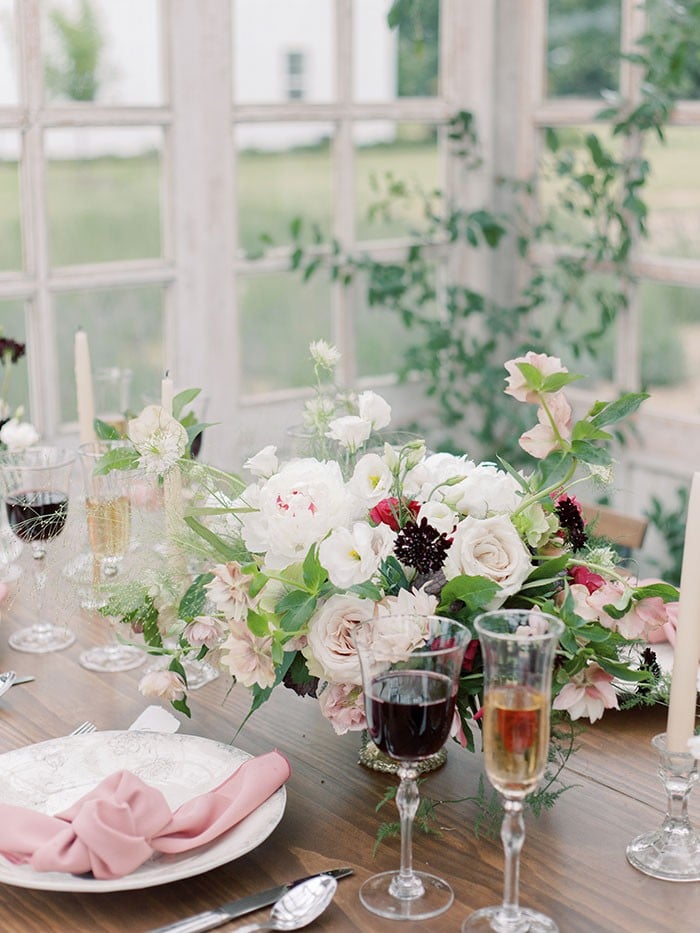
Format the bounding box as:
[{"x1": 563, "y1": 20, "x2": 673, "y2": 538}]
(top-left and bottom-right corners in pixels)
[
  {"x1": 501, "y1": 798, "x2": 525, "y2": 919},
  {"x1": 389, "y1": 763, "x2": 425, "y2": 900},
  {"x1": 31, "y1": 545, "x2": 50, "y2": 634}
]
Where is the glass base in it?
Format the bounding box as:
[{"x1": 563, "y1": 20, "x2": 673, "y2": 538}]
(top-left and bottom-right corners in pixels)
[
  {"x1": 360, "y1": 870, "x2": 453, "y2": 921},
  {"x1": 9, "y1": 625, "x2": 75, "y2": 654},
  {"x1": 79, "y1": 643, "x2": 146, "y2": 673},
  {"x1": 358, "y1": 733, "x2": 447, "y2": 775},
  {"x1": 626, "y1": 828, "x2": 700, "y2": 882},
  {"x1": 462, "y1": 905, "x2": 558, "y2": 932}
]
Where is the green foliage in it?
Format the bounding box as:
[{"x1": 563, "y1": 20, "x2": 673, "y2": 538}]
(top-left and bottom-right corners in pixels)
[
  {"x1": 389, "y1": 0, "x2": 440, "y2": 98},
  {"x1": 644, "y1": 484, "x2": 689, "y2": 586},
  {"x1": 44, "y1": 0, "x2": 105, "y2": 103}
]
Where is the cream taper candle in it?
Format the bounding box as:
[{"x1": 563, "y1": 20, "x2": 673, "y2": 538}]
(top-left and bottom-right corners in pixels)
[
  {"x1": 161, "y1": 374, "x2": 174, "y2": 416},
  {"x1": 74, "y1": 329, "x2": 96, "y2": 444},
  {"x1": 666, "y1": 471, "x2": 700, "y2": 751}
]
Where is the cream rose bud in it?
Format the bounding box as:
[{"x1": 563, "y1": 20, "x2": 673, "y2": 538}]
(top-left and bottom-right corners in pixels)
[
  {"x1": 303, "y1": 594, "x2": 376, "y2": 685},
  {"x1": 138, "y1": 669, "x2": 186, "y2": 701},
  {"x1": 319, "y1": 521, "x2": 395, "y2": 588},
  {"x1": 443, "y1": 514, "x2": 533, "y2": 607},
  {"x1": 326, "y1": 415, "x2": 372, "y2": 451},
  {"x1": 0, "y1": 419, "x2": 39, "y2": 451},
  {"x1": 357, "y1": 390, "x2": 391, "y2": 431},
  {"x1": 244, "y1": 445, "x2": 278, "y2": 478}
]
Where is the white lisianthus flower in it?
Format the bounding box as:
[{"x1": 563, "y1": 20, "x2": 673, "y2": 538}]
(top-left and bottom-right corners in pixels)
[
  {"x1": 348, "y1": 453, "x2": 393, "y2": 507},
  {"x1": 326, "y1": 415, "x2": 372, "y2": 451},
  {"x1": 303, "y1": 594, "x2": 376, "y2": 685},
  {"x1": 357, "y1": 390, "x2": 391, "y2": 431},
  {"x1": 239, "y1": 458, "x2": 354, "y2": 569},
  {"x1": 309, "y1": 339, "x2": 341, "y2": 369},
  {"x1": 244, "y1": 445, "x2": 279, "y2": 478},
  {"x1": 0, "y1": 419, "x2": 39, "y2": 451},
  {"x1": 127, "y1": 404, "x2": 188, "y2": 475},
  {"x1": 443, "y1": 514, "x2": 533, "y2": 608},
  {"x1": 319, "y1": 521, "x2": 395, "y2": 588},
  {"x1": 416, "y1": 500, "x2": 457, "y2": 536}
]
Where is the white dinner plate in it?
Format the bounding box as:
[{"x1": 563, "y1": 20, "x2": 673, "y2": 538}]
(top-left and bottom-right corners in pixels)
[{"x1": 0, "y1": 731, "x2": 286, "y2": 892}]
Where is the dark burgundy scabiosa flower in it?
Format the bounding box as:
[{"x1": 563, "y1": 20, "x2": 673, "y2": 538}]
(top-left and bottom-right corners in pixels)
[
  {"x1": 0, "y1": 337, "x2": 26, "y2": 364},
  {"x1": 555, "y1": 495, "x2": 587, "y2": 551},
  {"x1": 394, "y1": 517, "x2": 451, "y2": 575}
]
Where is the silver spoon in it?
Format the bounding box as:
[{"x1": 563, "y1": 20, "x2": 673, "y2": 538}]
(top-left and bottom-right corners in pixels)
[
  {"x1": 235, "y1": 875, "x2": 338, "y2": 933},
  {"x1": 0, "y1": 671, "x2": 16, "y2": 698}
]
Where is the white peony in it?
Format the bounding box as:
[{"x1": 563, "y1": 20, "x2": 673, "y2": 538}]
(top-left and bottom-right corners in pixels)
[
  {"x1": 348, "y1": 452, "x2": 393, "y2": 507},
  {"x1": 239, "y1": 458, "x2": 355, "y2": 569},
  {"x1": 357, "y1": 390, "x2": 391, "y2": 430},
  {"x1": 319, "y1": 521, "x2": 395, "y2": 588},
  {"x1": 443, "y1": 514, "x2": 533, "y2": 607},
  {"x1": 0, "y1": 419, "x2": 39, "y2": 451},
  {"x1": 127, "y1": 404, "x2": 188, "y2": 474},
  {"x1": 303, "y1": 594, "x2": 376, "y2": 685}
]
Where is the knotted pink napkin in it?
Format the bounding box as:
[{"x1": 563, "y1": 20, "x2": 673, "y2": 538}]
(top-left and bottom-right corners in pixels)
[{"x1": 0, "y1": 749, "x2": 290, "y2": 880}]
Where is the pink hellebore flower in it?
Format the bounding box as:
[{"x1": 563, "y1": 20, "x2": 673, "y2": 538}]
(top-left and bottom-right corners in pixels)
[
  {"x1": 318, "y1": 682, "x2": 366, "y2": 735},
  {"x1": 519, "y1": 393, "x2": 572, "y2": 459},
  {"x1": 138, "y1": 669, "x2": 187, "y2": 702},
  {"x1": 183, "y1": 615, "x2": 225, "y2": 649},
  {"x1": 553, "y1": 663, "x2": 618, "y2": 723},
  {"x1": 504, "y1": 352, "x2": 567, "y2": 404}
]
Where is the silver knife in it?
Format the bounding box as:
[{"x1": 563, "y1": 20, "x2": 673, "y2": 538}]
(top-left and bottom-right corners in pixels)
[
  {"x1": 10, "y1": 676, "x2": 35, "y2": 686},
  {"x1": 147, "y1": 867, "x2": 353, "y2": 933}
]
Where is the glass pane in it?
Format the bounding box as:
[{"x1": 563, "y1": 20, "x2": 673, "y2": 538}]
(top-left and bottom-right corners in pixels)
[
  {"x1": 355, "y1": 122, "x2": 440, "y2": 241},
  {"x1": 0, "y1": 0, "x2": 19, "y2": 105},
  {"x1": 647, "y1": 1, "x2": 700, "y2": 101},
  {"x1": 46, "y1": 127, "x2": 162, "y2": 266},
  {"x1": 54, "y1": 285, "x2": 165, "y2": 424},
  {"x1": 0, "y1": 300, "x2": 29, "y2": 421},
  {"x1": 641, "y1": 282, "x2": 700, "y2": 416},
  {"x1": 233, "y1": 0, "x2": 334, "y2": 103},
  {"x1": 236, "y1": 123, "x2": 333, "y2": 254},
  {"x1": 645, "y1": 126, "x2": 700, "y2": 259},
  {"x1": 355, "y1": 264, "x2": 438, "y2": 379},
  {"x1": 0, "y1": 132, "x2": 22, "y2": 271},
  {"x1": 354, "y1": 0, "x2": 439, "y2": 100},
  {"x1": 238, "y1": 271, "x2": 332, "y2": 393},
  {"x1": 546, "y1": 0, "x2": 621, "y2": 98},
  {"x1": 43, "y1": 0, "x2": 163, "y2": 105}
]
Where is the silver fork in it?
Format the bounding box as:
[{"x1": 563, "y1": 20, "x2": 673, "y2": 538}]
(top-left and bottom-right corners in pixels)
[{"x1": 70, "y1": 721, "x2": 97, "y2": 736}]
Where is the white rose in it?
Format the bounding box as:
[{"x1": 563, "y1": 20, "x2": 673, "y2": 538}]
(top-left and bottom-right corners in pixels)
[
  {"x1": 0, "y1": 419, "x2": 39, "y2": 451},
  {"x1": 326, "y1": 415, "x2": 372, "y2": 451},
  {"x1": 319, "y1": 521, "x2": 395, "y2": 588},
  {"x1": 348, "y1": 453, "x2": 393, "y2": 507},
  {"x1": 244, "y1": 445, "x2": 278, "y2": 478},
  {"x1": 443, "y1": 514, "x2": 533, "y2": 607},
  {"x1": 239, "y1": 458, "x2": 354, "y2": 569},
  {"x1": 357, "y1": 390, "x2": 391, "y2": 430},
  {"x1": 303, "y1": 594, "x2": 376, "y2": 685}
]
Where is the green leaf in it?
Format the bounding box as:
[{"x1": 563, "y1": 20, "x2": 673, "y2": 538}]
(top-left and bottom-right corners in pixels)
[
  {"x1": 569, "y1": 440, "x2": 612, "y2": 466},
  {"x1": 172, "y1": 387, "x2": 201, "y2": 418},
  {"x1": 246, "y1": 608, "x2": 272, "y2": 637},
  {"x1": 302, "y1": 546, "x2": 327, "y2": 592},
  {"x1": 589, "y1": 393, "x2": 649, "y2": 428},
  {"x1": 94, "y1": 418, "x2": 121, "y2": 440},
  {"x1": 183, "y1": 516, "x2": 241, "y2": 561},
  {"x1": 92, "y1": 447, "x2": 140, "y2": 475},
  {"x1": 633, "y1": 582, "x2": 679, "y2": 602},
  {"x1": 171, "y1": 697, "x2": 191, "y2": 718},
  {"x1": 178, "y1": 573, "x2": 214, "y2": 620},
  {"x1": 438, "y1": 575, "x2": 499, "y2": 614},
  {"x1": 276, "y1": 590, "x2": 318, "y2": 632}
]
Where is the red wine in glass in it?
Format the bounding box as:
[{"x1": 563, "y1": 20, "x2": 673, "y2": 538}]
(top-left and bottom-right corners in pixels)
[
  {"x1": 5, "y1": 491, "x2": 69, "y2": 543},
  {"x1": 367, "y1": 670, "x2": 457, "y2": 761}
]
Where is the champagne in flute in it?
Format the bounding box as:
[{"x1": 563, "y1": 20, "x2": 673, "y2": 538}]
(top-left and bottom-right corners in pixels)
[
  {"x1": 85, "y1": 494, "x2": 130, "y2": 563},
  {"x1": 483, "y1": 685, "x2": 549, "y2": 797}
]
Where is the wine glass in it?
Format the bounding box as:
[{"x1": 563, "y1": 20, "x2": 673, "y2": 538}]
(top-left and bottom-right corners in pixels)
[
  {"x1": 0, "y1": 446, "x2": 76, "y2": 652},
  {"x1": 353, "y1": 614, "x2": 470, "y2": 921},
  {"x1": 462, "y1": 608, "x2": 564, "y2": 933},
  {"x1": 77, "y1": 440, "x2": 145, "y2": 672}
]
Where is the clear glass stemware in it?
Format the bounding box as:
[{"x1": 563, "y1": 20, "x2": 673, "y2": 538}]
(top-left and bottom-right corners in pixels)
[
  {"x1": 353, "y1": 614, "x2": 470, "y2": 921},
  {"x1": 462, "y1": 608, "x2": 564, "y2": 933},
  {"x1": 0, "y1": 446, "x2": 76, "y2": 653}
]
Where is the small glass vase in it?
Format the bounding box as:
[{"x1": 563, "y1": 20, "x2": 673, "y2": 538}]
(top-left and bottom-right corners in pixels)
[
  {"x1": 358, "y1": 730, "x2": 447, "y2": 775},
  {"x1": 626, "y1": 732, "x2": 700, "y2": 881}
]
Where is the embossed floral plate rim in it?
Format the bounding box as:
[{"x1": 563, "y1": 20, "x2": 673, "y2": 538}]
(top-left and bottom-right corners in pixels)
[{"x1": 0, "y1": 730, "x2": 286, "y2": 892}]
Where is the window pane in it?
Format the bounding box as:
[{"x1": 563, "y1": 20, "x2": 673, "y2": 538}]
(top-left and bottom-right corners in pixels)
[
  {"x1": 54, "y1": 285, "x2": 165, "y2": 424},
  {"x1": 645, "y1": 126, "x2": 700, "y2": 259},
  {"x1": 0, "y1": 300, "x2": 29, "y2": 420},
  {"x1": 43, "y1": 0, "x2": 163, "y2": 105},
  {"x1": 238, "y1": 271, "x2": 331, "y2": 393},
  {"x1": 0, "y1": 0, "x2": 19, "y2": 105},
  {"x1": 236, "y1": 123, "x2": 333, "y2": 254},
  {"x1": 647, "y1": 1, "x2": 700, "y2": 100},
  {"x1": 0, "y1": 132, "x2": 22, "y2": 271},
  {"x1": 641, "y1": 282, "x2": 700, "y2": 416},
  {"x1": 354, "y1": 0, "x2": 439, "y2": 101},
  {"x1": 233, "y1": 0, "x2": 334, "y2": 103},
  {"x1": 546, "y1": 0, "x2": 620, "y2": 98},
  {"x1": 45, "y1": 127, "x2": 162, "y2": 266},
  {"x1": 355, "y1": 123, "x2": 440, "y2": 241}
]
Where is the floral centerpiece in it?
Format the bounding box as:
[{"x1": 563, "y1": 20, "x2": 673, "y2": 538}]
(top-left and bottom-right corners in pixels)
[{"x1": 101, "y1": 343, "x2": 677, "y2": 749}]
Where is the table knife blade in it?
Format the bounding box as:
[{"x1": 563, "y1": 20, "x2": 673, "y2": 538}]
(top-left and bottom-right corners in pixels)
[
  {"x1": 147, "y1": 867, "x2": 353, "y2": 933},
  {"x1": 10, "y1": 675, "x2": 35, "y2": 686}
]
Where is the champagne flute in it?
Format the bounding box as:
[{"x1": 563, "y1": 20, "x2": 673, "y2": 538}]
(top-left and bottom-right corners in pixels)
[
  {"x1": 353, "y1": 614, "x2": 470, "y2": 921},
  {"x1": 462, "y1": 608, "x2": 564, "y2": 933},
  {"x1": 0, "y1": 446, "x2": 75, "y2": 652},
  {"x1": 77, "y1": 440, "x2": 145, "y2": 672}
]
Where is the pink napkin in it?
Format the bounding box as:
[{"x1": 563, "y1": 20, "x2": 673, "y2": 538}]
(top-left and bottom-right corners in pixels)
[{"x1": 0, "y1": 749, "x2": 290, "y2": 880}]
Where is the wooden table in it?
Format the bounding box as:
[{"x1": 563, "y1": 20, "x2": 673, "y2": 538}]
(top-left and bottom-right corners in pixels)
[{"x1": 0, "y1": 596, "x2": 698, "y2": 933}]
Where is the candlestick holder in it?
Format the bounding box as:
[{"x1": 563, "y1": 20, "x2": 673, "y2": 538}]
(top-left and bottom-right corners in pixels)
[{"x1": 626, "y1": 732, "x2": 700, "y2": 881}]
